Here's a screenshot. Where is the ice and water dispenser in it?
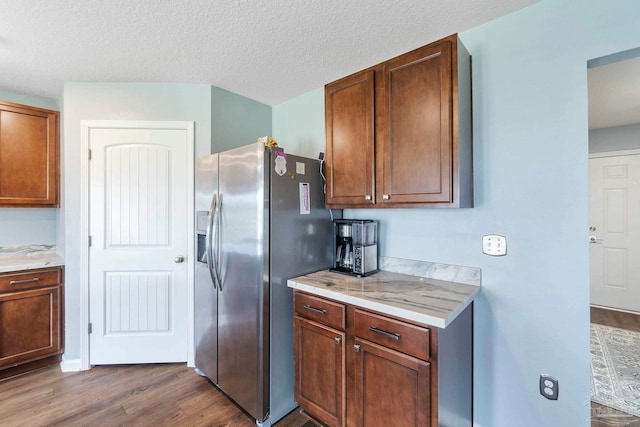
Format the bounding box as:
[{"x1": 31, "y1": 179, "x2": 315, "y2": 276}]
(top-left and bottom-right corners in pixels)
[{"x1": 330, "y1": 219, "x2": 378, "y2": 277}]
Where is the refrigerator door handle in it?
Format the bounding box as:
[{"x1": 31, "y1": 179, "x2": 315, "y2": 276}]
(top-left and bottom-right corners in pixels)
[
  {"x1": 206, "y1": 194, "x2": 219, "y2": 290},
  {"x1": 214, "y1": 193, "x2": 223, "y2": 291}
]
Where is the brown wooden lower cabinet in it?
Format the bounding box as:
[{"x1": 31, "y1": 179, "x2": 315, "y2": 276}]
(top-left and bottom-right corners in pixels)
[
  {"x1": 293, "y1": 290, "x2": 472, "y2": 427},
  {"x1": 294, "y1": 316, "x2": 346, "y2": 427},
  {"x1": 0, "y1": 267, "x2": 64, "y2": 379},
  {"x1": 352, "y1": 338, "x2": 430, "y2": 427}
]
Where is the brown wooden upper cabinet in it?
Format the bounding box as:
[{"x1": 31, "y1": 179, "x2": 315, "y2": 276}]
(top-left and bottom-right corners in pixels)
[
  {"x1": 0, "y1": 100, "x2": 60, "y2": 207},
  {"x1": 325, "y1": 34, "x2": 472, "y2": 208}
]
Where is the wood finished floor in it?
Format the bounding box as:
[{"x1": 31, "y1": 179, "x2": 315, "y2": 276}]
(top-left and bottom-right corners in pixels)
[
  {"x1": 591, "y1": 306, "x2": 640, "y2": 333},
  {"x1": 4, "y1": 306, "x2": 637, "y2": 426},
  {"x1": 0, "y1": 364, "x2": 317, "y2": 427},
  {"x1": 590, "y1": 306, "x2": 640, "y2": 427}
]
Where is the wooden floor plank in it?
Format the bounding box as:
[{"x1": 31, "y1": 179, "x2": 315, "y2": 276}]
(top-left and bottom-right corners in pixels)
[
  {"x1": 0, "y1": 364, "x2": 317, "y2": 427},
  {"x1": 591, "y1": 306, "x2": 640, "y2": 332}
]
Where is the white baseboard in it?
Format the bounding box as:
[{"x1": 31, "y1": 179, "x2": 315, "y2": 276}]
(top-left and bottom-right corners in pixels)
[{"x1": 60, "y1": 358, "x2": 84, "y2": 372}]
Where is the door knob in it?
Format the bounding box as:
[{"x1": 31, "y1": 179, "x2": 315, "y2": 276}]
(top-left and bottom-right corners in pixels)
[
  {"x1": 588, "y1": 236, "x2": 601, "y2": 244},
  {"x1": 174, "y1": 255, "x2": 185, "y2": 263}
]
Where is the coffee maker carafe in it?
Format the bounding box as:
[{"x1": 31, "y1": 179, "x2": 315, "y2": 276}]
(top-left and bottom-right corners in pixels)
[{"x1": 330, "y1": 219, "x2": 378, "y2": 277}]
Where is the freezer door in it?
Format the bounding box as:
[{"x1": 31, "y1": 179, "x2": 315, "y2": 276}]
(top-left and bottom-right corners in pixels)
[
  {"x1": 217, "y1": 143, "x2": 269, "y2": 421},
  {"x1": 194, "y1": 154, "x2": 219, "y2": 383},
  {"x1": 194, "y1": 262, "x2": 218, "y2": 382},
  {"x1": 195, "y1": 154, "x2": 218, "y2": 212}
]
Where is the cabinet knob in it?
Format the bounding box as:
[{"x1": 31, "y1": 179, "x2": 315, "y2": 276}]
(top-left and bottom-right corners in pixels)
[
  {"x1": 364, "y1": 195, "x2": 372, "y2": 201},
  {"x1": 382, "y1": 194, "x2": 390, "y2": 200},
  {"x1": 335, "y1": 337, "x2": 342, "y2": 345},
  {"x1": 354, "y1": 344, "x2": 361, "y2": 352}
]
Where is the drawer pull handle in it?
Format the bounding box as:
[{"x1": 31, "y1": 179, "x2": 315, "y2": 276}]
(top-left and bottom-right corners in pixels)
[
  {"x1": 354, "y1": 344, "x2": 361, "y2": 352},
  {"x1": 9, "y1": 278, "x2": 40, "y2": 285},
  {"x1": 369, "y1": 326, "x2": 401, "y2": 340},
  {"x1": 335, "y1": 337, "x2": 342, "y2": 345},
  {"x1": 303, "y1": 305, "x2": 327, "y2": 315}
]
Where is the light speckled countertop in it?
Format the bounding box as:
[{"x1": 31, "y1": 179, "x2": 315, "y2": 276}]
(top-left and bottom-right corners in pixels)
[
  {"x1": 288, "y1": 267, "x2": 479, "y2": 329},
  {"x1": 0, "y1": 244, "x2": 64, "y2": 273}
]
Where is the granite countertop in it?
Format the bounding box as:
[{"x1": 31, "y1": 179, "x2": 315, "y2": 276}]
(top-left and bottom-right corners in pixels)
[
  {"x1": 0, "y1": 244, "x2": 65, "y2": 273},
  {"x1": 288, "y1": 268, "x2": 480, "y2": 329}
]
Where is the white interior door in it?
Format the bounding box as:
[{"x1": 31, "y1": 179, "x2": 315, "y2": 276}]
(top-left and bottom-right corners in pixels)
[
  {"x1": 89, "y1": 125, "x2": 191, "y2": 364},
  {"x1": 589, "y1": 154, "x2": 640, "y2": 313}
]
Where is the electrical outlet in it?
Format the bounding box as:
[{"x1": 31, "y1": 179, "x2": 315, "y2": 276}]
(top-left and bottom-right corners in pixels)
[
  {"x1": 540, "y1": 374, "x2": 558, "y2": 400},
  {"x1": 482, "y1": 234, "x2": 507, "y2": 256}
]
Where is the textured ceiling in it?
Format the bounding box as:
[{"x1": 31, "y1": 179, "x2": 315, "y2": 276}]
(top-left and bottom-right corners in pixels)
[
  {"x1": 0, "y1": 0, "x2": 537, "y2": 106},
  {"x1": 589, "y1": 56, "x2": 640, "y2": 130}
]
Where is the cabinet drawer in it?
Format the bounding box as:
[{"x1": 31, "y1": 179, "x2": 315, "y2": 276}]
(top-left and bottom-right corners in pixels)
[
  {"x1": 294, "y1": 292, "x2": 346, "y2": 331},
  {"x1": 354, "y1": 309, "x2": 429, "y2": 361},
  {"x1": 0, "y1": 268, "x2": 61, "y2": 293}
]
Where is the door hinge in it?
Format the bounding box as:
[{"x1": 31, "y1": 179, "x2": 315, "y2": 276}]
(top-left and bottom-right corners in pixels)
[
  {"x1": 88, "y1": 323, "x2": 92, "y2": 334},
  {"x1": 88, "y1": 236, "x2": 92, "y2": 247},
  {"x1": 89, "y1": 149, "x2": 92, "y2": 160}
]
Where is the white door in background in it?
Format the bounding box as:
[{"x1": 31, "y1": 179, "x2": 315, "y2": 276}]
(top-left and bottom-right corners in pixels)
[
  {"x1": 589, "y1": 153, "x2": 640, "y2": 313},
  {"x1": 89, "y1": 125, "x2": 191, "y2": 364}
]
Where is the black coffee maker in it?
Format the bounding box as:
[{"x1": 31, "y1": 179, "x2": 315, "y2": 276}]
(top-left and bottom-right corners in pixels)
[{"x1": 330, "y1": 219, "x2": 378, "y2": 277}]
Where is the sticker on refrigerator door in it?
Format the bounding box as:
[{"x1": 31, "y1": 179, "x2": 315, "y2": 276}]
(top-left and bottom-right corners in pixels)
[
  {"x1": 296, "y1": 162, "x2": 305, "y2": 175},
  {"x1": 274, "y1": 152, "x2": 287, "y2": 176},
  {"x1": 299, "y1": 183, "x2": 311, "y2": 215}
]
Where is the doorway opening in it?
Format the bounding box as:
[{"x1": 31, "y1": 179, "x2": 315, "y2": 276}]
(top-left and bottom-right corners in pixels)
[{"x1": 588, "y1": 48, "x2": 640, "y2": 425}]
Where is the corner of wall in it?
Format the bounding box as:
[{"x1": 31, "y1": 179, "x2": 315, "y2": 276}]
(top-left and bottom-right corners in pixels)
[{"x1": 271, "y1": 87, "x2": 325, "y2": 158}]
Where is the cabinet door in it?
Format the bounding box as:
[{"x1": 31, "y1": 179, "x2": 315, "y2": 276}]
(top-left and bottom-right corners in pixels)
[
  {"x1": 0, "y1": 286, "x2": 62, "y2": 369},
  {"x1": 325, "y1": 69, "x2": 375, "y2": 207},
  {"x1": 0, "y1": 102, "x2": 59, "y2": 207},
  {"x1": 381, "y1": 39, "x2": 453, "y2": 205},
  {"x1": 352, "y1": 338, "x2": 430, "y2": 427},
  {"x1": 294, "y1": 316, "x2": 346, "y2": 427}
]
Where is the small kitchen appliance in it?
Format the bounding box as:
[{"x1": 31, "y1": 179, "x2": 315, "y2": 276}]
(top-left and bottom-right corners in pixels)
[{"x1": 330, "y1": 219, "x2": 378, "y2": 277}]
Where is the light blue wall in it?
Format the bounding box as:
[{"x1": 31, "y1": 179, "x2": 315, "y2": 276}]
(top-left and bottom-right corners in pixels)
[
  {"x1": 0, "y1": 89, "x2": 60, "y2": 246},
  {"x1": 272, "y1": 88, "x2": 325, "y2": 159},
  {"x1": 211, "y1": 86, "x2": 272, "y2": 153},
  {"x1": 590, "y1": 123, "x2": 640, "y2": 153},
  {"x1": 272, "y1": 1, "x2": 640, "y2": 425},
  {"x1": 62, "y1": 83, "x2": 212, "y2": 361},
  {"x1": 0, "y1": 209, "x2": 58, "y2": 245},
  {"x1": 0, "y1": 89, "x2": 58, "y2": 111}
]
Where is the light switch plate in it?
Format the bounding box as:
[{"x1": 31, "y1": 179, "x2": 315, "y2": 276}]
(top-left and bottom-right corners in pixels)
[{"x1": 483, "y1": 234, "x2": 507, "y2": 256}]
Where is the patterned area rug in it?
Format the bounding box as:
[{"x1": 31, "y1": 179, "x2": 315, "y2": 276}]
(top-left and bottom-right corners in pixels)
[{"x1": 591, "y1": 324, "x2": 640, "y2": 417}]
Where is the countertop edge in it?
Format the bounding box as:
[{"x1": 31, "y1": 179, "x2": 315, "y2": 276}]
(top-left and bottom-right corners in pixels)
[
  {"x1": 0, "y1": 259, "x2": 64, "y2": 273},
  {"x1": 287, "y1": 278, "x2": 480, "y2": 329},
  {"x1": 0, "y1": 245, "x2": 65, "y2": 274},
  {"x1": 0, "y1": 257, "x2": 65, "y2": 274}
]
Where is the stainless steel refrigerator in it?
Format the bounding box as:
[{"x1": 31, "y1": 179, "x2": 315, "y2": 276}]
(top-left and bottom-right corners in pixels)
[{"x1": 195, "y1": 142, "x2": 338, "y2": 426}]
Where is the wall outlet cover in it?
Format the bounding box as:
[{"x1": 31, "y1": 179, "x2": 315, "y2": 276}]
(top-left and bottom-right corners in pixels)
[{"x1": 539, "y1": 374, "x2": 558, "y2": 400}]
